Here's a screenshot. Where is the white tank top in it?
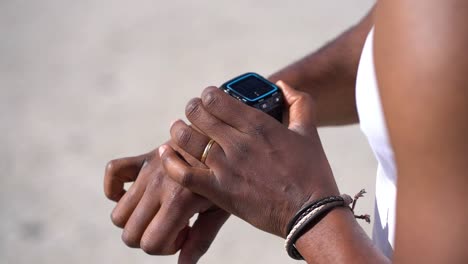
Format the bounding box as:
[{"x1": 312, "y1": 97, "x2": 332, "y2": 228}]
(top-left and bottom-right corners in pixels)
[{"x1": 355, "y1": 28, "x2": 396, "y2": 258}]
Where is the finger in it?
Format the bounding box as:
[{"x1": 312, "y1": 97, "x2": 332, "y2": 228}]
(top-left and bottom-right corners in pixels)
[
  {"x1": 111, "y1": 176, "x2": 150, "y2": 228},
  {"x1": 170, "y1": 119, "x2": 226, "y2": 168},
  {"x1": 170, "y1": 119, "x2": 210, "y2": 159},
  {"x1": 185, "y1": 97, "x2": 241, "y2": 148},
  {"x1": 200, "y1": 86, "x2": 277, "y2": 134},
  {"x1": 104, "y1": 154, "x2": 147, "y2": 202},
  {"x1": 120, "y1": 177, "x2": 162, "y2": 248},
  {"x1": 159, "y1": 145, "x2": 221, "y2": 203},
  {"x1": 139, "y1": 198, "x2": 199, "y2": 255},
  {"x1": 276, "y1": 80, "x2": 317, "y2": 136},
  {"x1": 110, "y1": 154, "x2": 158, "y2": 228},
  {"x1": 178, "y1": 209, "x2": 230, "y2": 264}
]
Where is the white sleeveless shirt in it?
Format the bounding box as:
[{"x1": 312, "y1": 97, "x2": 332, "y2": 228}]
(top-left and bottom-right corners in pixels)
[{"x1": 355, "y1": 28, "x2": 396, "y2": 258}]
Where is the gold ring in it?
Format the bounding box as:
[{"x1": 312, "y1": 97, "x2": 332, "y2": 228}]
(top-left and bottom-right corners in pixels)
[{"x1": 201, "y1": 139, "x2": 216, "y2": 164}]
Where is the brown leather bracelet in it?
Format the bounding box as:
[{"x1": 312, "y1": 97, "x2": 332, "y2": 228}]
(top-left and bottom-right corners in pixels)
[{"x1": 285, "y1": 194, "x2": 353, "y2": 260}]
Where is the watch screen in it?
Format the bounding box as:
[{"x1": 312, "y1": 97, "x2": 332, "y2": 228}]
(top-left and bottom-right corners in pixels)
[{"x1": 229, "y1": 75, "x2": 275, "y2": 100}]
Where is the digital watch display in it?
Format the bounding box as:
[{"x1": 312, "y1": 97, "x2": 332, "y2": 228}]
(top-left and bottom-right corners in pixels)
[{"x1": 220, "y1": 72, "x2": 284, "y2": 122}]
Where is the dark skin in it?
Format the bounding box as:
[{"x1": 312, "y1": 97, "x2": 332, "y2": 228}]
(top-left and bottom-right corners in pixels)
[
  {"x1": 268, "y1": 7, "x2": 374, "y2": 126},
  {"x1": 163, "y1": 82, "x2": 341, "y2": 237},
  {"x1": 375, "y1": 1, "x2": 468, "y2": 262},
  {"x1": 160, "y1": 0, "x2": 468, "y2": 263},
  {"x1": 104, "y1": 142, "x2": 229, "y2": 261},
  {"x1": 104, "y1": 7, "x2": 375, "y2": 263},
  {"x1": 105, "y1": 0, "x2": 468, "y2": 263},
  {"x1": 161, "y1": 81, "x2": 390, "y2": 263}
]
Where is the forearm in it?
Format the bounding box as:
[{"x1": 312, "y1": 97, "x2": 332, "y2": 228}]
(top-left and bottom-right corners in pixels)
[
  {"x1": 296, "y1": 207, "x2": 390, "y2": 264},
  {"x1": 268, "y1": 7, "x2": 375, "y2": 126}
]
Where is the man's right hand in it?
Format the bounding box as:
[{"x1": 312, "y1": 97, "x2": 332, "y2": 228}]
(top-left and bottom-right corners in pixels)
[{"x1": 104, "y1": 142, "x2": 229, "y2": 264}]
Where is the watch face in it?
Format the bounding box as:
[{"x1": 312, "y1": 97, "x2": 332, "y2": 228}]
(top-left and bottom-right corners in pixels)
[{"x1": 227, "y1": 74, "x2": 277, "y2": 101}]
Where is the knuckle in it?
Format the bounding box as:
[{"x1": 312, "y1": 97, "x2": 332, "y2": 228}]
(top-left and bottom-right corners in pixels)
[
  {"x1": 110, "y1": 210, "x2": 126, "y2": 228},
  {"x1": 235, "y1": 141, "x2": 250, "y2": 155},
  {"x1": 140, "y1": 237, "x2": 157, "y2": 254},
  {"x1": 104, "y1": 159, "x2": 124, "y2": 200},
  {"x1": 124, "y1": 187, "x2": 137, "y2": 201},
  {"x1": 165, "y1": 187, "x2": 196, "y2": 210},
  {"x1": 180, "y1": 169, "x2": 194, "y2": 187},
  {"x1": 140, "y1": 243, "x2": 158, "y2": 255},
  {"x1": 160, "y1": 152, "x2": 171, "y2": 165},
  {"x1": 247, "y1": 123, "x2": 267, "y2": 137},
  {"x1": 166, "y1": 184, "x2": 185, "y2": 202},
  {"x1": 194, "y1": 239, "x2": 212, "y2": 255},
  {"x1": 228, "y1": 141, "x2": 250, "y2": 163},
  {"x1": 147, "y1": 175, "x2": 163, "y2": 191},
  {"x1": 140, "y1": 238, "x2": 173, "y2": 255},
  {"x1": 104, "y1": 160, "x2": 118, "y2": 199},
  {"x1": 174, "y1": 126, "x2": 193, "y2": 148},
  {"x1": 104, "y1": 188, "x2": 114, "y2": 201},
  {"x1": 201, "y1": 87, "x2": 220, "y2": 110},
  {"x1": 160, "y1": 152, "x2": 175, "y2": 168},
  {"x1": 121, "y1": 230, "x2": 140, "y2": 248},
  {"x1": 185, "y1": 98, "x2": 202, "y2": 120},
  {"x1": 105, "y1": 159, "x2": 117, "y2": 175}
]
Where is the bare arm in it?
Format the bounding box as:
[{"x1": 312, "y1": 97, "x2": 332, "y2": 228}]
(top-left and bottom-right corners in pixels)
[
  {"x1": 298, "y1": 0, "x2": 468, "y2": 263},
  {"x1": 131, "y1": 0, "x2": 468, "y2": 263},
  {"x1": 375, "y1": 0, "x2": 468, "y2": 263},
  {"x1": 269, "y1": 7, "x2": 375, "y2": 126},
  {"x1": 103, "y1": 7, "x2": 376, "y2": 262}
]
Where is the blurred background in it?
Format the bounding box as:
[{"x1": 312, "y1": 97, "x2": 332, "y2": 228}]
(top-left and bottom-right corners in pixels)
[{"x1": 0, "y1": 0, "x2": 376, "y2": 263}]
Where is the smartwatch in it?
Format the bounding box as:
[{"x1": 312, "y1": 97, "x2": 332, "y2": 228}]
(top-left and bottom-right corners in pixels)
[{"x1": 219, "y1": 72, "x2": 284, "y2": 122}]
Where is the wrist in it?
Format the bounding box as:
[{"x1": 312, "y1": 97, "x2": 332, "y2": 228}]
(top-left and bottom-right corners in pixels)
[
  {"x1": 295, "y1": 206, "x2": 356, "y2": 262},
  {"x1": 281, "y1": 161, "x2": 340, "y2": 238},
  {"x1": 294, "y1": 206, "x2": 384, "y2": 264},
  {"x1": 281, "y1": 185, "x2": 340, "y2": 238}
]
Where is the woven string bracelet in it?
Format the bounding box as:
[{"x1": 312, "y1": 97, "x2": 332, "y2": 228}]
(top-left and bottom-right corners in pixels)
[
  {"x1": 285, "y1": 195, "x2": 345, "y2": 235},
  {"x1": 284, "y1": 190, "x2": 370, "y2": 260}
]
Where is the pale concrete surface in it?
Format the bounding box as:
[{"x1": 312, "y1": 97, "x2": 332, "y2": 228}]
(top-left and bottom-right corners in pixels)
[{"x1": 0, "y1": 1, "x2": 375, "y2": 263}]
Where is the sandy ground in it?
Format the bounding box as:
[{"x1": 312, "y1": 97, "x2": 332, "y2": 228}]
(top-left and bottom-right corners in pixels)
[{"x1": 1, "y1": 1, "x2": 376, "y2": 263}]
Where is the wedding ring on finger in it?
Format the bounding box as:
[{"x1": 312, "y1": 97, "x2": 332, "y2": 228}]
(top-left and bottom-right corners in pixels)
[{"x1": 200, "y1": 139, "x2": 216, "y2": 164}]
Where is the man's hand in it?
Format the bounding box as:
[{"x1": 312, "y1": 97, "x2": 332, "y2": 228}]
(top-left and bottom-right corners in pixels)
[
  {"x1": 104, "y1": 145, "x2": 229, "y2": 263},
  {"x1": 160, "y1": 81, "x2": 340, "y2": 237}
]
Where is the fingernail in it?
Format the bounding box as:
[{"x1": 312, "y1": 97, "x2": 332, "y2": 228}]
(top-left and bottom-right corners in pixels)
[
  {"x1": 159, "y1": 145, "x2": 168, "y2": 157},
  {"x1": 276, "y1": 80, "x2": 284, "y2": 86}
]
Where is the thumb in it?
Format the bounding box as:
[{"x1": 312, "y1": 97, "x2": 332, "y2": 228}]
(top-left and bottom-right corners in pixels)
[
  {"x1": 276, "y1": 80, "x2": 317, "y2": 136},
  {"x1": 159, "y1": 145, "x2": 222, "y2": 203}
]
